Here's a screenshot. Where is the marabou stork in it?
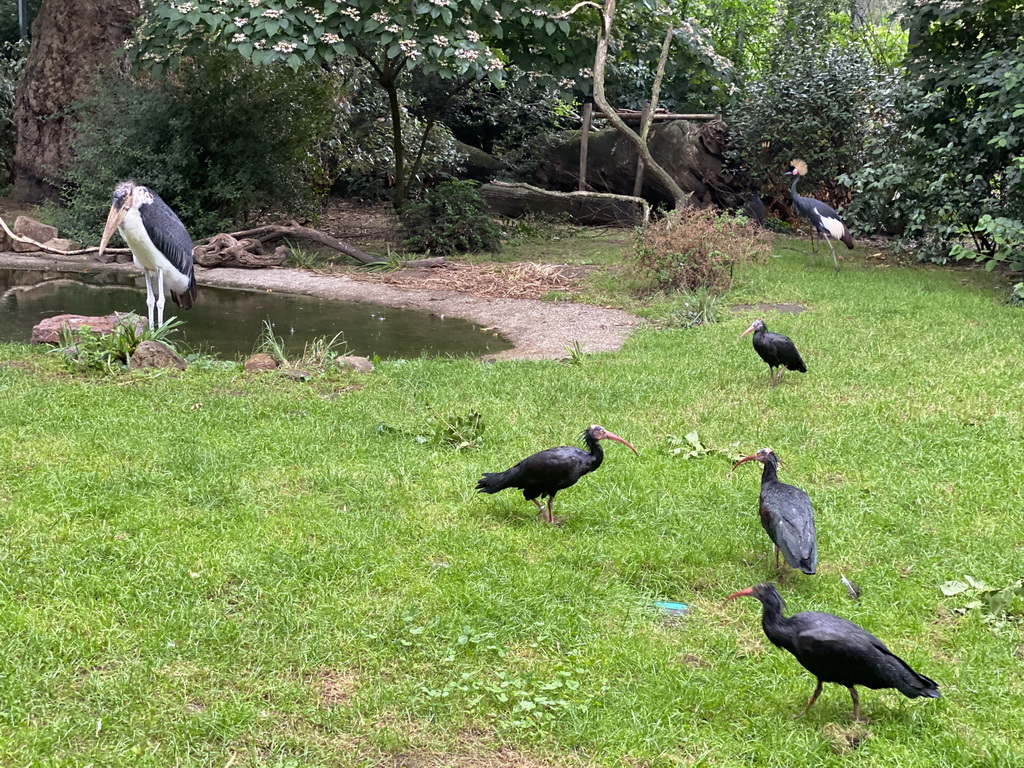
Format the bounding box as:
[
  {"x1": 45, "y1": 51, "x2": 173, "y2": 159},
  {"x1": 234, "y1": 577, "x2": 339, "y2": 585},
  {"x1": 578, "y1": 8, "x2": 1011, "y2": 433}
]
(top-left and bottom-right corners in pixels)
[
  {"x1": 787, "y1": 159, "x2": 854, "y2": 272},
  {"x1": 476, "y1": 424, "x2": 638, "y2": 524},
  {"x1": 98, "y1": 181, "x2": 197, "y2": 329},
  {"x1": 732, "y1": 448, "x2": 817, "y2": 575},
  {"x1": 726, "y1": 582, "x2": 940, "y2": 721},
  {"x1": 737, "y1": 318, "x2": 806, "y2": 386}
]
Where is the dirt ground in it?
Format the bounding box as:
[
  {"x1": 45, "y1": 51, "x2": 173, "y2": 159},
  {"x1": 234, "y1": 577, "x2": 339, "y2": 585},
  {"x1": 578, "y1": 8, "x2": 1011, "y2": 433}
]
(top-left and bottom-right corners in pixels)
[{"x1": 0, "y1": 199, "x2": 640, "y2": 360}]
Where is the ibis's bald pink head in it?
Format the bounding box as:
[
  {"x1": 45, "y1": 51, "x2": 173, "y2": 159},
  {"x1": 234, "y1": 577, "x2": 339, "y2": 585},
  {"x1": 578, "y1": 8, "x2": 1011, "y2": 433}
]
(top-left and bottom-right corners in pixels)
[
  {"x1": 725, "y1": 582, "x2": 782, "y2": 608},
  {"x1": 737, "y1": 318, "x2": 765, "y2": 342},
  {"x1": 587, "y1": 424, "x2": 639, "y2": 456},
  {"x1": 731, "y1": 447, "x2": 775, "y2": 472}
]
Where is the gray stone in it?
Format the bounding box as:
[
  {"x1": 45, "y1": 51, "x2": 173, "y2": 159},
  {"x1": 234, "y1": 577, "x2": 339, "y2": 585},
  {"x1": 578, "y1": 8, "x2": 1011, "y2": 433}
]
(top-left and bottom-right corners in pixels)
[
  {"x1": 42, "y1": 237, "x2": 80, "y2": 251},
  {"x1": 31, "y1": 313, "x2": 146, "y2": 345},
  {"x1": 129, "y1": 340, "x2": 187, "y2": 371},
  {"x1": 337, "y1": 355, "x2": 374, "y2": 373},
  {"x1": 12, "y1": 216, "x2": 59, "y2": 252}
]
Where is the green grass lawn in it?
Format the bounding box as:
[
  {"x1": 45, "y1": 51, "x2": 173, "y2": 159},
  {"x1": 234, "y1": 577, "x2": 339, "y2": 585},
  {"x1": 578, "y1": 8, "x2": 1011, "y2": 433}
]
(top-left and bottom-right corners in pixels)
[{"x1": 1, "y1": 238, "x2": 1023, "y2": 767}]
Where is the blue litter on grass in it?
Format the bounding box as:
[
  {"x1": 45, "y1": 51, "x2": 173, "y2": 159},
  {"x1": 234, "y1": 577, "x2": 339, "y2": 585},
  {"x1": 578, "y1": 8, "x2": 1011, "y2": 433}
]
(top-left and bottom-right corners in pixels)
[{"x1": 650, "y1": 601, "x2": 689, "y2": 617}]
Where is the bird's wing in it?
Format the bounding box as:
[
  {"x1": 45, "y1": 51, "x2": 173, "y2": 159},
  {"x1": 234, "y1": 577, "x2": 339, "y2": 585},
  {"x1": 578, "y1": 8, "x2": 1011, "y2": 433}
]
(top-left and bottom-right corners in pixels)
[
  {"x1": 517, "y1": 447, "x2": 589, "y2": 486},
  {"x1": 763, "y1": 332, "x2": 805, "y2": 370},
  {"x1": 138, "y1": 193, "x2": 195, "y2": 278},
  {"x1": 808, "y1": 200, "x2": 849, "y2": 241},
  {"x1": 791, "y1": 614, "x2": 884, "y2": 673}
]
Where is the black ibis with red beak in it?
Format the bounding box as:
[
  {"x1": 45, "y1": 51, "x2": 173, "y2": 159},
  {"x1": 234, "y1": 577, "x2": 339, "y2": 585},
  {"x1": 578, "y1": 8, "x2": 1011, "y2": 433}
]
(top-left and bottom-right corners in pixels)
[
  {"x1": 476, "y1": 425, "x2": 638, "y2": 523},
  {"x1": 787, "y1": 159, "x2": 854, "y2": 272},
  {"x1": 732, "y1": 448, "x2": 817, "y2": 575},
  {"x1": 737, "y1": 319, "x2": 806, "y2": 387},
  {"x1": 726, "y1": 582, "x2": 940, "y2": 721}
]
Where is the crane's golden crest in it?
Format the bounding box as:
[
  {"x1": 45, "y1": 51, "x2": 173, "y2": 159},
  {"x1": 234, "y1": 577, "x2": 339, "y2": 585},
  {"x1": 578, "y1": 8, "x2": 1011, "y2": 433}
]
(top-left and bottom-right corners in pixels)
[{"x1": 790, "y1": 159, "x2": 808, "y2": 177}]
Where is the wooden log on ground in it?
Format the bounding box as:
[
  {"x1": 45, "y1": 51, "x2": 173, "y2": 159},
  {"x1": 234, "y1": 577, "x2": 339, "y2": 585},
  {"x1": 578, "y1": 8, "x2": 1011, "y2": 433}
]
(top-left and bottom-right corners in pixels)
[{"x1": 480, "y1": 181, "x2": 649, "y2": 227}]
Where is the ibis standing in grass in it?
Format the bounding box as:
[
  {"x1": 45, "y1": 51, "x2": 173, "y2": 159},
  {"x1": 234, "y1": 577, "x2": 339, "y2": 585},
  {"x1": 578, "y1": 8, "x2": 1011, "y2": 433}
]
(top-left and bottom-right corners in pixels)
[
  {"x1": 726, "y1": 582, "x2": 940, "y2": 721},
  {"x1": 787, "y1": 159, "x2": 853, "y2": 272},
  {"x1": 98, "y1": 181, "x2": 197, "y2": 329},
  {"x1": 476, "y1": 425, "x2": 638, "y2": 524},
  {"x1": 732, "y1": 448, "x2": 817, "y2": 575},
  {"x1": 737, "y1": 318, "x2": 806, "y2": 387}
]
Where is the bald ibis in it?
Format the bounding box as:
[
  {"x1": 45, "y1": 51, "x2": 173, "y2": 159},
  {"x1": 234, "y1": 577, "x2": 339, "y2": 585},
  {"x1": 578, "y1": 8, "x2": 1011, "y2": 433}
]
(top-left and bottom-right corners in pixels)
[
  {"x1": 98, "y1": 181, "x2": 197, "y2": 329},
  {"x1": 787, "y1": 159, "x2": 854, "y2": 272},
  {"x1": 737, "y1": 319, "x2": 806, "y2": 386},
  {"x1": 726, "y1": 582, "x2": 940, "y2": 721},
  {"x1": 476, "y1": 424, "x2": 638, "y2": 523},
  {"x1": 733, "y1": 448, "x2": 817, "y2": 575}
]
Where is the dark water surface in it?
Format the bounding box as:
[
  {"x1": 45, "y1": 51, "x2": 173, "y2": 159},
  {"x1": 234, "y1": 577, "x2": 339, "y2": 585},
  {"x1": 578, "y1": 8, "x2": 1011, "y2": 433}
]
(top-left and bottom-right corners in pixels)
[{"x1": 0, "y1": 267, "x2": 511, "y2": 360}]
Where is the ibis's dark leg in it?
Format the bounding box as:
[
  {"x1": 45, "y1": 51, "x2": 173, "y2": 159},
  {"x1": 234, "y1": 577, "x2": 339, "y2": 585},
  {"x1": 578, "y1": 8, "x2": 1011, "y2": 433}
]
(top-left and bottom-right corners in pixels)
[
  {"x1": 768, "y1": 366, "x2": 777, "y2": 387},
  {"x1": 547, "y1": 497, "x2": 555, "y2": 524},
  {"x1": 848, "y1": 686, "x2": 863, "y2": 721},
  {"x1": 531, "y1": 498, "x2": 545, "y2": 520},
  {"x1": 774, "y1": 545, "x2": 780, "y2": 570},
  {"x1": 776, "y1": 365, "x2": 787, "y2": 385},
  {"x1": 794, "y1": 679, "x2": 824, "y2": 719},
  {"x1": 823, "y1": 234, "x2": 839, "y2": 273}
]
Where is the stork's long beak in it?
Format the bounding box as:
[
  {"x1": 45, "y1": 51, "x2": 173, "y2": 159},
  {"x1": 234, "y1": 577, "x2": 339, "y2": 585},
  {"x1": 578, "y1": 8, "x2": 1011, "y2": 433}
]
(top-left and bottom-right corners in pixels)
[
  {"x1": 99, "y1": 200, "x2": 131, "y2": 257},
  {"x1": 725, "y1": 587, "x2": 754, "y2": 602},
  {"x1": 730, "y1": 453, "x2": 758, "y2": 472},
  {"x1": 603, "y1": 431, "x2": 639, "y2": 456},
  {"x1": 737, "y1": 322, "x2": 758, "y2": 342}
]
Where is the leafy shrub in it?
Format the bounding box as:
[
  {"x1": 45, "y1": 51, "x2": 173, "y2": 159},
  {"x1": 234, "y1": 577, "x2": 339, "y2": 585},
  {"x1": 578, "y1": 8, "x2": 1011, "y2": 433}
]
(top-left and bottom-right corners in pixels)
[
  {"x1": 60, "y1": 48, "x2": 335, "y2": 243},
  {"x1": 677, "y1": 286, "x2": 722, "y2": 327},
  {"x1": 632, "y1": 208, "x2": 769, "y2": 294},
  {"x1": 399, "y1": 181, "x2": 502, "y2": 255},
  {"x1": 0, "y1": 40, "x2": 26, "y2": 190},
  {"x1": 56, "y1": 315, "x2": 183, "y2": 373}
]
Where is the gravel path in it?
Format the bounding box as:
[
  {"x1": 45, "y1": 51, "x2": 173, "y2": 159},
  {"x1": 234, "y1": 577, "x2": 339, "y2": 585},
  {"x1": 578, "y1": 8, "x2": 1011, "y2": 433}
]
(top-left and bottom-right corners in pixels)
[{"x1": 1, "y1": 253, "x2": 641, "y2": 360}]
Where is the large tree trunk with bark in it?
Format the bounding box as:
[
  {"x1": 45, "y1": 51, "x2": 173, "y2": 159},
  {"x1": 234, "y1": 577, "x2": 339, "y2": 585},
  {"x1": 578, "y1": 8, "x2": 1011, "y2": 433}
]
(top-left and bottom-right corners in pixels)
[{"x1": 11, "y1": 0, "x2": 139, "y2": 203}]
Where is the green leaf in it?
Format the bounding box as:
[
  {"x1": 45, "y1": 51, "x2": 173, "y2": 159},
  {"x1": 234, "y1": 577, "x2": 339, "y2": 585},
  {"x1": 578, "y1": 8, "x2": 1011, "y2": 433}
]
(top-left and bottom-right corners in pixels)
[
  {"x1": 237, "y1": 42, "x2": 254, "y2": 59},
  {"x1": 940, "y1": 580, "x2": 970, "y2": 596}
]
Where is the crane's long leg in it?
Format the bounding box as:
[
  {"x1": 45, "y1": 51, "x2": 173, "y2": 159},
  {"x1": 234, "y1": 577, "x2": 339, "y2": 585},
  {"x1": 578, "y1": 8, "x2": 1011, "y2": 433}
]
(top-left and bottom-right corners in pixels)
[
  {"x1": 143, "y1": 269, "x2": 157, "y2": 330},
  {"x1": 793, "y1": 679, "x2": 824, "y2": 719},
  {"x1": 847, "y1": 686, "x2": 862, "y2": 721},
  {"x1": 823, "y1": 233, "x2": 840, "y2": 273},
  {"x1": 155, "y1": 268, "x2": 166, "y2": 328}
]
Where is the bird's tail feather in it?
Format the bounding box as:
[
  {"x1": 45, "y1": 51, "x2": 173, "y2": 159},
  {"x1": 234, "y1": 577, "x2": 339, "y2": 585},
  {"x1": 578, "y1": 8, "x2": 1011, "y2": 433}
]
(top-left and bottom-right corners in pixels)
[
  {"x1": 172, "y1": 271, "x2": 198, "y2": 310},
  {"x1": 841, "y1": 226, "x2": 854, "y2": 250},
  {"x1": 893, "y1": 661, "x2": 941, "y2": 698},
  {"x1": 476, "y1": 467, "x2": 520, "y2": 494}
]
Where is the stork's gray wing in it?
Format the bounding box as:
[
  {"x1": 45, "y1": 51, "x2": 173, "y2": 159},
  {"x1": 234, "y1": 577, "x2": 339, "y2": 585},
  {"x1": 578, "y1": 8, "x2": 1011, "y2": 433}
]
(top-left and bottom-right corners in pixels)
[{"x1": 138, "y1": 193, "x2": 195, "y2": 278}]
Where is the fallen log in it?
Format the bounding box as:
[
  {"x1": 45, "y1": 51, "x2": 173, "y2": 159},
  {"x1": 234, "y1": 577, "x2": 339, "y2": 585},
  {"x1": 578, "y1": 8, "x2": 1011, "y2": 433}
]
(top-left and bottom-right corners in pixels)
[{"x1": 479, "y1": 181, "x2": 650, "y2": 227}]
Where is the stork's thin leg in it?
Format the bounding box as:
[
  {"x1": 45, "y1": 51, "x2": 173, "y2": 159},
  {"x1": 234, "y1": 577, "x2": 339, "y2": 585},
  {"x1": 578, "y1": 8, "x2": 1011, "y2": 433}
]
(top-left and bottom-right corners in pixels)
[
  {"x1": 848, "y1": 686, "x2": 862, "y2": 721},
  {"x1": 155, "y1": 268, "x2": 166, "y2": 328},
  {"x1": 823, "y1": 234, "x2": 839, "y2": 272},
  {"x1": 793, "y1": 679, "x2": 824, "y2": 719},
  {"x1": 142, "y1": 269, "x2": 157, "y2": 330}
]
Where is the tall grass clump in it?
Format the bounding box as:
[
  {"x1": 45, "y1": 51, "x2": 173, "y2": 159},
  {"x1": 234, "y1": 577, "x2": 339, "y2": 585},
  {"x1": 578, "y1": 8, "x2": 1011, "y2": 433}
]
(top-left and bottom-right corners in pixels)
[{"x1": 632, "y1": 208, "x2": 770, "y2": 294}]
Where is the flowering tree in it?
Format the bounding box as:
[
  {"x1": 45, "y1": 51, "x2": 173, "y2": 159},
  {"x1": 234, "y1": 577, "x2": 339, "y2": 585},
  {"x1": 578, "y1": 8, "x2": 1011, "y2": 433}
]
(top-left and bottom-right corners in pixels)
[{"x1": 132, "y1": 0, "x2": 594, "y2": 206}]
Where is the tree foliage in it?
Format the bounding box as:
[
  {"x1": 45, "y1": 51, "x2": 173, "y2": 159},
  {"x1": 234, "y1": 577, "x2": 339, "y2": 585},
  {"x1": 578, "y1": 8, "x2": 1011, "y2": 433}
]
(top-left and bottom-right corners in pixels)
[{"x1": 844, "y1": 0, "x2": 1023, "y2": 284}]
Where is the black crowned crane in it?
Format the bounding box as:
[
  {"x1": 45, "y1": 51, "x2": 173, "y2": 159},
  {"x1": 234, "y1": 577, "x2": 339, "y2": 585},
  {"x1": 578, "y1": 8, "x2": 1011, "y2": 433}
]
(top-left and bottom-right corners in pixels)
[
  {"x1": 98, "y1": 181, "x2": 197, "y2": 329},
  {"x1": 737, "y1": 318, "x2": 806, "y2": 387},
  {"x1": 787, "y1": 159, "x2": 854, "y2": 272},
  {"x1": 732, "y1": 448, "x2": 817, "y2": 575},
  {"x1": 726, "y1": 582, "x2": 940, "y2": 721},
  {"x1": 476, "y1": 425, "x2": 638, "y2": 524}
]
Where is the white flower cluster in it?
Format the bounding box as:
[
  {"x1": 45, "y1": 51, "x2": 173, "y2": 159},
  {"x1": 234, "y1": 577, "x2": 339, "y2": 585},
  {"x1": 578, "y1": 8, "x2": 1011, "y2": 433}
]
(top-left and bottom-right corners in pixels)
[
  {"x1": 386, "y1": 24, "x2": 401, "y2": 33},
  {"x1": 233, "y1": 16, "x2": 247, "y2": 26},
  {"x1": 455, "y1": 48, "x2": 479, "y2": 61},
  {"x1": 248, "y1": 0, "x2": 260, "y2": 7},
  {"x1": 340, "y1": 6, "x2": 360, "y2": 20},
  {"x1": 321, "y1": 32, "x2": 341, "y2": 44},
  {"x1": 578, "y1": 67, "x2": 592, "y2": 78},
  {"x1": 232, "y1": 32, "x2": 247, "y2": 42},
  {"x1": 273, "y1": 41, "x2": 297, "y2": 52},
  {"x1": 493, "y1": 12, "x2": 502, "y2": 22},
  {"x1": 429, "y1": 0, "x2": 452, "y2": 6},
  {"x1": 432, "y1": 35, "x2": 448, "y2": 46},
  {"x1": 558, "y1": 77, "x2": 575, "y2": 89},
  {"x1": 305, "y1": 6, "x2": 327, "y2": 22},
  {"x1": 485, "y1": 57, "x2": 503, "y2": 72},
  {"x1": 399, "y1": 39, "x2": 421, "y2": 60},
  {"x1": 262, "y1": 8, "x2": 283, "y2": 19},
  {"x1": 173, "y1": 2, "x2": 197, "y2": 13},
  {"x1": 530, "y1": 7, "x2": 545, "y2": 15},
  {"x1": 372, "y1": 11, "x2": 388, "y2": 23},
  {"x1": 466, "y1": 30, "x2": 480, "y2": 42}
]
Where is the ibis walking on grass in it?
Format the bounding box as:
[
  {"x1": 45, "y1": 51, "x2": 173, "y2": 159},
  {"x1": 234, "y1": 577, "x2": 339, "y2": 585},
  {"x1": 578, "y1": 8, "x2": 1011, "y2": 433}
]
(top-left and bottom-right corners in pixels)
[
  {"x1": 737, "y1": 318, "x2": 806, "y2": 387},
  {"x1": 98, "y1": 181, "x2": 197, "y2": 329},
  {"x1": 733, "y1": 448, "x2": 817, "y2": 575},
  {"x1": 726, "y1": 582, "x2": 940, "y2": 721},
  {"x1": 787, "y1": 159, "x2": 854, "y2": 272},
  {"x1": 476, "y1": 425, "x2": 638, "y2": 524}
]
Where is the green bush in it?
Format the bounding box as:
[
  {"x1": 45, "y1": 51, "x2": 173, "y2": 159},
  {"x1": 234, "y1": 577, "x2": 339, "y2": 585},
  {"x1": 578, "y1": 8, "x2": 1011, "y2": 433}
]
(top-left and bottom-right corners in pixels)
[
  {"x1": 56, "y1": 316, "x2": 183, "y2": 374},
  {"x1": 399, "y1": 181, "x2": 502, "y2": 255},
  {"x1": 60, "y1": 48, "x2": 335, "y2": 243},
  {"x1": 0, "y1": 40, "x2": 26, "y2": 190}
]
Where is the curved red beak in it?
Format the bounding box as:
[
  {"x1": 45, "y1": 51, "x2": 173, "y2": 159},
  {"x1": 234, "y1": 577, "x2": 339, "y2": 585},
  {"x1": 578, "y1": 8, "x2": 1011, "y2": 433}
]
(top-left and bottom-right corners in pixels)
[
  {"x1": 725, "y1": 587, "x2": 755, "y2": 602},
  {"x1": 602, "y1": 431, "x2": 639, "y2": 457},
  {"x1": 731, "y1": 453, "x2": 758, "y2": 472},
  {"x1": 737, "y1": 322, "x2": 758, "y2": 342}
]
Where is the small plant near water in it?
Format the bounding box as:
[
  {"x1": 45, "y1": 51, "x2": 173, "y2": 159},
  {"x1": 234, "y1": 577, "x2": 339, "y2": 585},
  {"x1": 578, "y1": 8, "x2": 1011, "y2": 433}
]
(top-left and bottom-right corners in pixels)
[
  {"x1": 56, "y1": 315, "x2": 183, "y2": 373},
  {"x1": 632, "y1": 208, "x2": 770, "y2": 293},
  {"x1": 400, "y1": 180, "x2": 502, "y2": 255},
  {"x1": 255, "y1": 320, "x2": 349, "y2": 373}
]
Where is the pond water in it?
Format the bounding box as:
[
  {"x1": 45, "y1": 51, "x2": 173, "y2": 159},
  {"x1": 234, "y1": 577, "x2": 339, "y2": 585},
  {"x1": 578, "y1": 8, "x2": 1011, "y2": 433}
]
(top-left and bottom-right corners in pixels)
[{"x1": 0, "y1": 267, "x2": 512, "y2": 360}]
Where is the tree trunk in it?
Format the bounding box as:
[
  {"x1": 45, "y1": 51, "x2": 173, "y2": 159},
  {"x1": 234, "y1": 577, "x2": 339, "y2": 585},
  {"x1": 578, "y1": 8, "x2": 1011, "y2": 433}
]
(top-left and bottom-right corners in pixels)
[{"x1": 11, "y1": 0, "x2": 139, "y2": 203}]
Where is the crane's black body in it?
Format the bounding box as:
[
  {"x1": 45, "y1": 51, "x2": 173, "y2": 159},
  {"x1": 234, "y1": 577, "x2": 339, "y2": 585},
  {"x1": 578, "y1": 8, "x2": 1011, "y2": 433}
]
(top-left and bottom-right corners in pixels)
[
  {"x1": 738, "y1": 319, "x2": 806, "y2": 386},
  {"x1": 727, "y1": 583, "x2": 940, "y2": 720},
  {"x1": 733, "y1": 449, "x2": 817, "y2": 575},
  {"x1": 787, "y1": 161, "x2": 854, "y2": 272},
  {"x1": 476, "y1": 425, "x2": 637, "y2": 523}
]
